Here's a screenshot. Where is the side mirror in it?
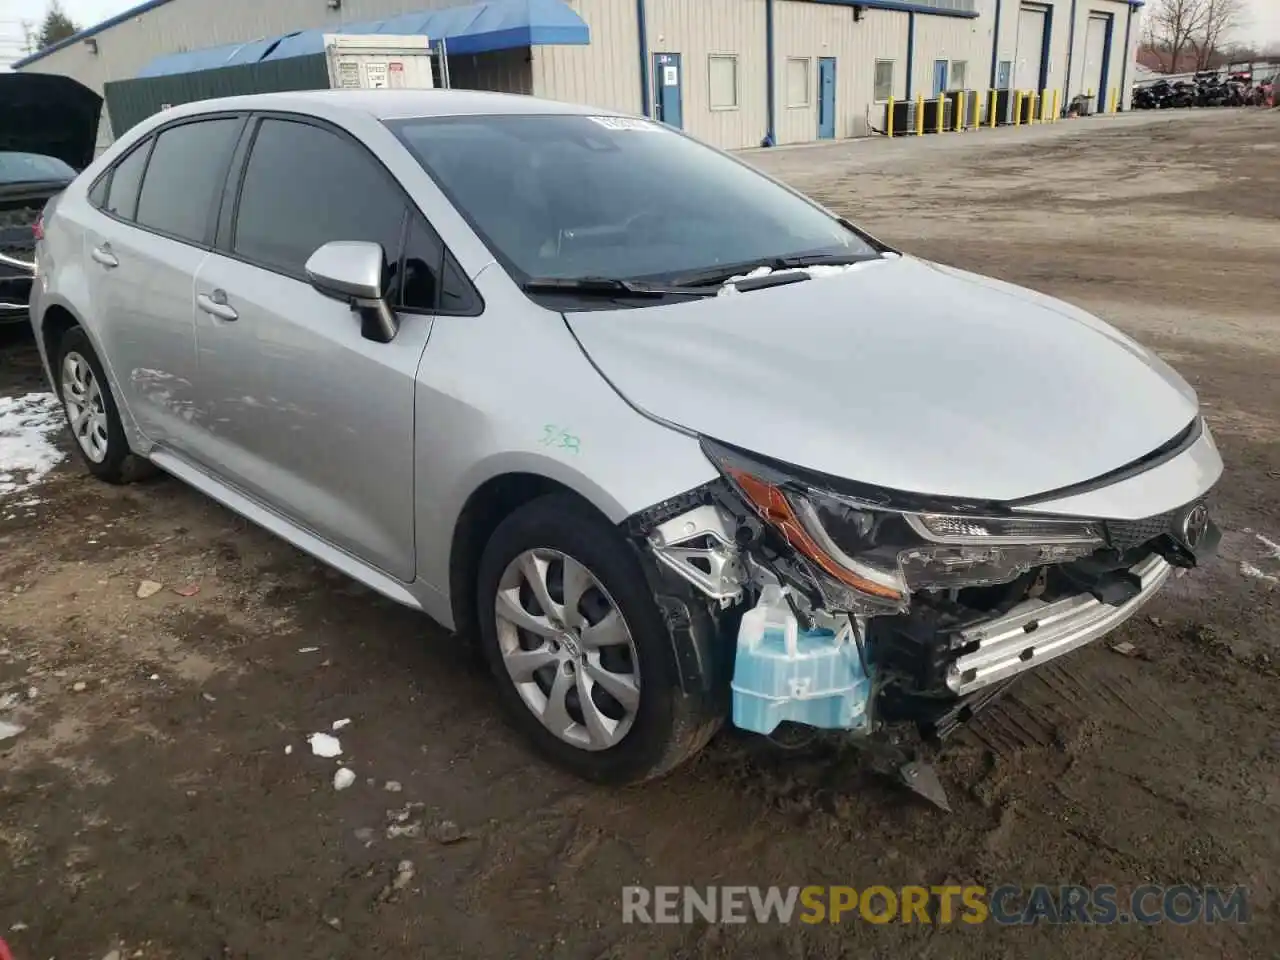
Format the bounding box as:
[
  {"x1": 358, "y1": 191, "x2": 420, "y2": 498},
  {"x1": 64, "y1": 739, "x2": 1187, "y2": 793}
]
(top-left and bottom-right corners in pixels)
[{"x1": 304, "y1": 240, "x2": 399, "y2": 343}]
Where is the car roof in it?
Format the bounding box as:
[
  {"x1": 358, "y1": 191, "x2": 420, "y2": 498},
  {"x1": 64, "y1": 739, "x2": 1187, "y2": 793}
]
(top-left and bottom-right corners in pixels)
[{"x1": 160, "y1": 89, "x2": 612, "y2": 122}]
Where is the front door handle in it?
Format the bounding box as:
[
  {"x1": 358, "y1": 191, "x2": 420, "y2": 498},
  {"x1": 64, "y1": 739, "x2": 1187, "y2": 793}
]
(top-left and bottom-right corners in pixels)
[
  {"x1": 197, "y1": 289, "x2": 238, "y2": 322},
  {"x1": 91, "y1": 245, "x2": 118, "y2": 268}
]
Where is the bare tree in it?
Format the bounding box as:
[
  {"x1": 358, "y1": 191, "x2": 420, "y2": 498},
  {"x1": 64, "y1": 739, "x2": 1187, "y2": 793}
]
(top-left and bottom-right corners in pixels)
[
  {"x1": 1143, "y1": 0, "x2": 1209, "y2": 72},
  {"x1": 1189, "y1": 0, "x2": 1244, "y2": 70}
]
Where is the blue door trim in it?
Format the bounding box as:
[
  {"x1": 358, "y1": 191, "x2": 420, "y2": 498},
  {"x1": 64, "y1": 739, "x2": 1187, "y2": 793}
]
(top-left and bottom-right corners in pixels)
[
  {"x1": 1097, "y1": 13, "x2": 1113, "y2": 111},
  {"x1": 989, "y1": 0, "x2": 1003, "y2": 88},
  {"x1": 636, "y1": 0, "x2": 651, "y2": 116},
  {"x1": 818, "y1": 57, "x2": 837, "y2": 138},
  {"x1": 1118, "y1": 5, "x2": 1133, "y2": 109},
  {"x1": 1064, "y1": 0, "x2": 1078, "y2": 109},
  {"x1": 933, "y1": 58, "x2": 949, "y2": 97},
  {"x1": 653, "y1": 52, "x2": 683, "y2": 128},
  {"x1": 905, "y1": 11, "x2": 916, "y2": 99},
  {"x1": 1039, "y1": 5, "x2": 1053, "y2": 92},
  {"x1": 765, "y1": 0, "x2": 777, "y2": 145}
]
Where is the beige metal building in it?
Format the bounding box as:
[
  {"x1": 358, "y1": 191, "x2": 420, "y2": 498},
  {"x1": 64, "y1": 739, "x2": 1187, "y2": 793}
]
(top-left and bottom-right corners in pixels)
[{"x1": 15, "y1": 0, "x2": 1144, "y2": 154}]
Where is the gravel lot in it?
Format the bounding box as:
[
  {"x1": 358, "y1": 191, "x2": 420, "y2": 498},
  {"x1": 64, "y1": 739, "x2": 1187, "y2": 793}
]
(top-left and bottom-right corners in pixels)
[{"x1": 1, "y1": 108, "x2": 1277, "y2": 959}]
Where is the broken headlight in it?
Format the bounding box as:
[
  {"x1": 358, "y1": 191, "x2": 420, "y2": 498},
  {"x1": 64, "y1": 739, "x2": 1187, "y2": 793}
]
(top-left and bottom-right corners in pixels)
[{"x1": 703, "y1": 439, "x2": 1105, "y2": 610}]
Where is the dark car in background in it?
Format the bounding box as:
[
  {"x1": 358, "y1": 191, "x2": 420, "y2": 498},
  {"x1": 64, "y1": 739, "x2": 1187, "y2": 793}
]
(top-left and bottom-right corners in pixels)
[{"x1": 0, "y1": 73, "x2": 102, "y2": 326}]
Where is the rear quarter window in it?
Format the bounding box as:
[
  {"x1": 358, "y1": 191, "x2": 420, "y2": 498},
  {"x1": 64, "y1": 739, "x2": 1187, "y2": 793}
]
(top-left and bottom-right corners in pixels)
[{"x1": 103, "y1": 141, "x2": 150, "y2": 221}]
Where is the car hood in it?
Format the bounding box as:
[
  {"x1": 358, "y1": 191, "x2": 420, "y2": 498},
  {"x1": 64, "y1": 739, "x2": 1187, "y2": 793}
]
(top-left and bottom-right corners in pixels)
[
  {"x1": 565, "y1": 256, "x2": 1200, "y2": 503},
  {"x1": 0, "y1": 73, "x2": 102, "y2": 172}
]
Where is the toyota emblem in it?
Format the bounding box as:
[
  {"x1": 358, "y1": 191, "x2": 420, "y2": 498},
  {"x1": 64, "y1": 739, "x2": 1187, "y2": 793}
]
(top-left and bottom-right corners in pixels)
[{"x1": 1181, "y1": 503, "x2": 1210, "y2": 549}]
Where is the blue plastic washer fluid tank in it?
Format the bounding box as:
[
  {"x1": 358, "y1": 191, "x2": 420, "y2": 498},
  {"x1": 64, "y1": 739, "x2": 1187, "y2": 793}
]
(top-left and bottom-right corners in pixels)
[{"x1": 730, "y1": 585, "x2": 874, "y2": 736}]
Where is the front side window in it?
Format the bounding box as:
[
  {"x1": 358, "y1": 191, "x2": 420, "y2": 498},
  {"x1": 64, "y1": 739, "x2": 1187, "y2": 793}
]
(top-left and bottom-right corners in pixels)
[
  {"x1": 136, "y1": 118, "x2": 240, "y2": 245},
  {"x1": 103, "y1": 141, "x2": 150, "y2": 221},
  {"x1": 232, "y1": 118, "x2": 406, "y2": 281},
  {"x1": 388, "y1": 114, "x2": 876, "y2": 285}
]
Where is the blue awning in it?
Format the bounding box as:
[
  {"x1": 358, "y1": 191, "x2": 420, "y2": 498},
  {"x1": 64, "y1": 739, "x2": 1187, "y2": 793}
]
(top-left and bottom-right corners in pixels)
[{"x1": 136, "y1": 0, "x2": 589, "y2": 79}]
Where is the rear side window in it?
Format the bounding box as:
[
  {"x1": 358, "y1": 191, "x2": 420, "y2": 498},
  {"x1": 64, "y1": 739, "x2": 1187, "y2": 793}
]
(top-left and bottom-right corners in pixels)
[
  {"x1": 135, "y1": 118, "x2": 240, "y2": 245},
  {"x1": 232, "y1": 118, "x2": 405, "y2": 279},
  {"x1": 104, "y1": 142, "x2": 150, "y2": 221}
]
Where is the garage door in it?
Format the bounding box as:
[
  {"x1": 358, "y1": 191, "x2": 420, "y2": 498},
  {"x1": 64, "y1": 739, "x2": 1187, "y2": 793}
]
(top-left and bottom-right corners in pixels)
[
  {"x1": 1081, "y1": 15, "x2": 1110, "y2": 106},
  {"x1": 1014, "y1": 5, "x2": 1048, "y2": 91}
]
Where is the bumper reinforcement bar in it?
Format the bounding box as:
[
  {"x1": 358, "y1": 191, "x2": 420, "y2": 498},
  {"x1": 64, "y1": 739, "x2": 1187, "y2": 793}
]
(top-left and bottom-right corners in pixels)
[{"x1": 947, "y1": 553, "x2": 1171, "y2": 696}]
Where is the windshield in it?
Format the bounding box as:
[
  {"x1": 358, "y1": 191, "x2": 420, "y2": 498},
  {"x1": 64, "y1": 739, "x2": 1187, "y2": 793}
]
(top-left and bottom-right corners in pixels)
[
  {"x1": 387, "y1": 114, "x2": 877, "y2": 283},
  {"x1": 0, "y1": 152, "x2": 76, "y2": 184}
]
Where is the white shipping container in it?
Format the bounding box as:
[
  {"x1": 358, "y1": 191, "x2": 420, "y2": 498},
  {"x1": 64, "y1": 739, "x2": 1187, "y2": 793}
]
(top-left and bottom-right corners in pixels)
[{"x1": 322, "y1": 34, "x2": 436, "y2": 91}]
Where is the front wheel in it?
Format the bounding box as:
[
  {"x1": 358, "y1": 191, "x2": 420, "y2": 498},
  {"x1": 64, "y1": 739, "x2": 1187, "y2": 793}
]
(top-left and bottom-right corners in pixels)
[{"x1": 476, "y1": 494, "x2": 722, "y2": 783}]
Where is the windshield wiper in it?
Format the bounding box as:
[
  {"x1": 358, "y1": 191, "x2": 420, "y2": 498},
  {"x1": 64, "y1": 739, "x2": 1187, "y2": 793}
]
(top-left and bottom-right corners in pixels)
[
  {"x1": 671, "y1": 252, "x2": 875, "y2": 288},
  {"x1": 521, "y1": 277, "x2": 717, "y2": 298}
]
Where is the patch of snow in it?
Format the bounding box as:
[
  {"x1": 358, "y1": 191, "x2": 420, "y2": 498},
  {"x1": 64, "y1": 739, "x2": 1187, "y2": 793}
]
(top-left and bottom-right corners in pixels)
[
  {"x1": 309, "y1": 732, "x2": 342, "y2": 758},
  {"x1": 1240, "y1": 561, "x2": 1278, "y2": 585},
  {"x1": 284, "y1": 744, "x2": 293, "y2": 755},
  {"x1": 333, "y1": 767, "x2": 356, "y2": 790},
  {"x1": 716, "y1": 259, "x2": 884, "y2": 296},
  {"x1": 332, "y1": 718, "x2": 351, "y2": 730},
  {"x1": 0, "y1": 719, "x2": 24, "y2": 741},
  {"x1": 0, "y1": 393, "x2": 66, "y2": 497},
  {"x1": 1255, "y1": 533, "x2": 1280, "y2": 559}
]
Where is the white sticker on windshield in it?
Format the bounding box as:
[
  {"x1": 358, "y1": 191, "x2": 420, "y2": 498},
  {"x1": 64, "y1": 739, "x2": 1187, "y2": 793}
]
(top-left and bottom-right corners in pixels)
[{"x1": 586, "y1": 116, "x2": 660, "y2": 132}]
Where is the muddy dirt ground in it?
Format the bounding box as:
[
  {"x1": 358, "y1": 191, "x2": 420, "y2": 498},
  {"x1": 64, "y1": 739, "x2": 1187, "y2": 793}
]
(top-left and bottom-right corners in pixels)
[{"x1": 2, "y1": 109, "x2": 1278, "y2": 959}]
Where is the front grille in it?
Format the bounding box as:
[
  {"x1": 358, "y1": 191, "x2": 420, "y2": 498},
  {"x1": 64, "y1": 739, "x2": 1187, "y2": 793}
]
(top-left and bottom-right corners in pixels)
[{"x1": 1105, "y1": 508, "x2": 1182, "y2": 550}]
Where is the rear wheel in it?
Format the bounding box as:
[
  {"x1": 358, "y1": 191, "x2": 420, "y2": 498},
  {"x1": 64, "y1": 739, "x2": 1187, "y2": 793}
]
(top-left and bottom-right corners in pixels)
[
  {"x1": 476, "y1": 494, "x2": 721, "y2": 783},
  {"x1": 55, "y1": 327, "x2": 152, "y2": 484}
]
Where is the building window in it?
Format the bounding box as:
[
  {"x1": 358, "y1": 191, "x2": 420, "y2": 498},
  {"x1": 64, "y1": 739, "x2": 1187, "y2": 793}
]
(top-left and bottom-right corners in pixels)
[
  {"x1": 873, "y1": 60, "x2": 895, "y2": 101},
  {"x1": 786, "y1": 57, "x2": 810, "y2": 107},
  {"x1": 708, "y1": 55, "x2": 739, "y2": 109},
  {"x1": 996, "y1": 60, "x2": 1012, "y2": 90},
  {"x1": 950, "y1": 60, "x2": 968, "y2": 90}
]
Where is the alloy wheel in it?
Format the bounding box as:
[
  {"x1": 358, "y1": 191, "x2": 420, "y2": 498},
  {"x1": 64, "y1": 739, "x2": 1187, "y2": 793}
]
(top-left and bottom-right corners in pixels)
[
  {"x1": 494, "y1": 548, "x2": 641, "y2": 751},
  {"x1": 61, "y1": 351, "x2": 109, "y2": 464}
]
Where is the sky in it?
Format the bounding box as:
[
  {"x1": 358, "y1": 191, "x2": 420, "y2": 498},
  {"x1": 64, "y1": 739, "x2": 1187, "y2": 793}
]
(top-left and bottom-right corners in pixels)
[{"x1": 3, "y1": 0, "x2": 1280, "y2": 66}]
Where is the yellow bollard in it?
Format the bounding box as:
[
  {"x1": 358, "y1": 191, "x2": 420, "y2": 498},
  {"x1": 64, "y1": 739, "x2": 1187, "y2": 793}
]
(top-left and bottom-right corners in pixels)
[
  {"x1": 1041, "y1": 88, "x2": 1050, "y2": 122},
  {"x1": 956, "y1": 93, "x2": 965, "y2": 132},
  {"x1": 1014, "y1": 91, "x2": 1023, "y2": 126},
  {"x1": 1109, "y1": 88, "x2": 1119, "y2": 113},
  {"x1": 1029, "y1": 91, "x2": 1038, "y2": 124},
  {"x1": 936, "y1": 97, "x2": 944, "y2": 134},
  {"x1": 915, "y1": 94, "x2": 924, "y2": 136},
  {"x1": 887, "y1": 96, "x2": 894, "y2": 137},
  {"x1": 989, "y1": 89, "x2": 997, "y2": 127},
  {"x1": 1052, "y1": 89, "x2": 1060, "y2": 122}
]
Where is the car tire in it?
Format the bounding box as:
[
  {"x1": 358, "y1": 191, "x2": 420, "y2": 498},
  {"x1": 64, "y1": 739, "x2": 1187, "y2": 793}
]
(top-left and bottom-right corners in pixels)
[
  {"x1": 54, "y1": 327, "x2": 154, "y2": 485},
  {"x1": 476, "y1": 493, "x2": 722, "y2": 784}
]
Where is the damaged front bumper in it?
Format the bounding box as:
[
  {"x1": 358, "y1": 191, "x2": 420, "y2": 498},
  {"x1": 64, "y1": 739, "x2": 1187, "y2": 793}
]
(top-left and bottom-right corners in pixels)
[
  {"x1": 945, "y1": 552, "x2": 1170, "y2": 696},
  {"x1": 633, "y1": 466, "x2": 1217, "y2": 746}
]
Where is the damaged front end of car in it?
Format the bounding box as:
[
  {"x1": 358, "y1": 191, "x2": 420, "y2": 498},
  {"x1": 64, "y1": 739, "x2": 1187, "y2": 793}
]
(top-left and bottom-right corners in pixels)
[{"x1": 626, "y1": 435, "x2": 1220, "y2": 808}]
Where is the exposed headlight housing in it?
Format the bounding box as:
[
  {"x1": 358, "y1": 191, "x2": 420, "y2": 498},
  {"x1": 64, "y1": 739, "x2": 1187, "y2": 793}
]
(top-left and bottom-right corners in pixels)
[{"x1": 702, "y1": 439, "x2": 1105, "y2": 610}]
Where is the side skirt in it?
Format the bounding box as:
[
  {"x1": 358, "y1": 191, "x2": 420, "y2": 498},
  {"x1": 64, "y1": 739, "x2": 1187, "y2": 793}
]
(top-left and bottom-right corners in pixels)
[{"x1": 149, "y1": 447, "x2": 425, "y2": 613}]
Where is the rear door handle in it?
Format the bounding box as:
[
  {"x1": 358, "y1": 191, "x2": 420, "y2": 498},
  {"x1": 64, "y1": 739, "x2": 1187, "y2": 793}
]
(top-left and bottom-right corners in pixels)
[
  {"x1": 197, "y1": 289, "x2": 238, "y2": 322},
  {"x1": 91, "y1": 245, "x2": 118, "y2": 268}
]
